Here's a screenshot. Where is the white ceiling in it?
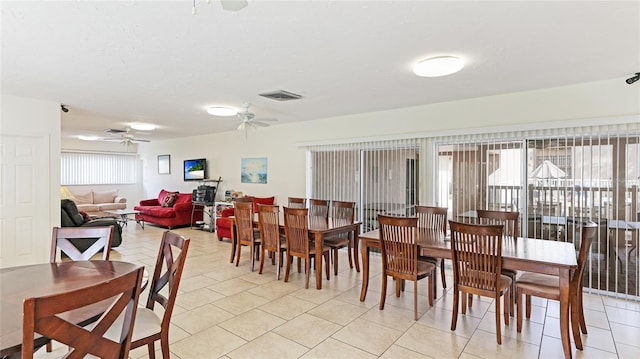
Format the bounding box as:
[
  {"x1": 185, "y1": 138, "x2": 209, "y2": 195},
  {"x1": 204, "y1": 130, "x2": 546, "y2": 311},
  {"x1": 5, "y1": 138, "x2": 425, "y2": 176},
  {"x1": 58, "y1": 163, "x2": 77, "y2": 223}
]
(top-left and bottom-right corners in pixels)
[{"x1": 2, "y1": 1, "x2": 639, "y2": 142}]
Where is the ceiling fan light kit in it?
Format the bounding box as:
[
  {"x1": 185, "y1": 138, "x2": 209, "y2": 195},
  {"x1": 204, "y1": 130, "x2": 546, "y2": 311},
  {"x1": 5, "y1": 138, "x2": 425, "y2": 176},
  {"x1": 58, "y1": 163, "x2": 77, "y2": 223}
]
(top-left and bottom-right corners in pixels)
[
  {"x1": 413, "y1": 56, "x2": 465, "y2": 77},
  {"x1": 130, "y1": 123, "x2": 157, "y2": 131},
  {"x1": 77, "y1": 135, "x2": 99, "y2": 141}
]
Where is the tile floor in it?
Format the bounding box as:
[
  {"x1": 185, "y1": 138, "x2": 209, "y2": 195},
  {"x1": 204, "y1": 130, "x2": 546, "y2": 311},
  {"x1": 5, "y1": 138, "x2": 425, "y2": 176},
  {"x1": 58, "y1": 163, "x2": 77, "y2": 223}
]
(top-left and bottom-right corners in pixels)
[{"x1": 39, "y1": 223, "x2": 640, "y2": 359}]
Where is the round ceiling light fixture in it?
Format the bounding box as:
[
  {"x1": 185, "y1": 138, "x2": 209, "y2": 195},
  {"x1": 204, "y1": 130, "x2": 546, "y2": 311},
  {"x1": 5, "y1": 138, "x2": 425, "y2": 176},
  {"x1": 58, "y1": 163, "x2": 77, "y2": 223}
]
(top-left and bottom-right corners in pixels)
[
  {"x1": 78, "y1": 135, "x2": 99, "y2": 141},
  {"x1": 130, "y1": 123, "x2": 156, "y2": 131},
  {"x1": 207, "y1": 106, "x2": 238, "y2": 117},
  {"x1": 413, "y1": 56, "x2": 465, "y2": 77}
]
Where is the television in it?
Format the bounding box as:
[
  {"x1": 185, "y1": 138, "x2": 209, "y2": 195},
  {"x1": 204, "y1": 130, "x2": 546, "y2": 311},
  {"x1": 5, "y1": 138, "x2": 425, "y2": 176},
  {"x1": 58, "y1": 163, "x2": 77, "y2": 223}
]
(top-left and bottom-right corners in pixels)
[{"x1": 183, "y1": 158, "x2": 207, "y2": 181}]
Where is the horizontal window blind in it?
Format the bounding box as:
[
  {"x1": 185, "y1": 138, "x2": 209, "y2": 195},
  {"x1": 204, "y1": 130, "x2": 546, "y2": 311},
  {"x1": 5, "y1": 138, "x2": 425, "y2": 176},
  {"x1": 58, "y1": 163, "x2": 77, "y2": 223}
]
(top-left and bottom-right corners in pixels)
[{"x1": 61, "y1": 151, "x2": 137, "y2": 185}]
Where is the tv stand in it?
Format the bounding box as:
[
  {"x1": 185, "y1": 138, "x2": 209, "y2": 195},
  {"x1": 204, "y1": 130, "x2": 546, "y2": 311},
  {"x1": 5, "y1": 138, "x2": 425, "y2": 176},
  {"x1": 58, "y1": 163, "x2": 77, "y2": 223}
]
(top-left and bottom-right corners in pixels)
[{"x1": 190, "y1": 177, "x2": 222, "y2": 232}]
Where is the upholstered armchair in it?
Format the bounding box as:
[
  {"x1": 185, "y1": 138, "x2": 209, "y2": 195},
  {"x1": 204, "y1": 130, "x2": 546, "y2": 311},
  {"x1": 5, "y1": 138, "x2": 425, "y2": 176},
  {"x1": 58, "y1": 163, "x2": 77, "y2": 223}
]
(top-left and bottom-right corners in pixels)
[{"x1": 60, "y1": 199, "x2": 122, "y2": 250}]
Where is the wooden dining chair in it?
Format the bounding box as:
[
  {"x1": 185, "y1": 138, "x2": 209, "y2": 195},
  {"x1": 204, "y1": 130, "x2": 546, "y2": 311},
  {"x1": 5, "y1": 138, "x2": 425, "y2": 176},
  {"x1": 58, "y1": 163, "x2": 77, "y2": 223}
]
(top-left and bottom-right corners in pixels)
[
  {"x1": 234, "y1": 201, "x2": 261, "y2": 271},
  {"x1": 516, "y1": 222, "x2": 597, "y2": 350},
  {"x1": 324, "y1": 200, "x2": 356, "y2": 275},
  {"x1": 415, "y1": 205, "x2": 448, "y2": 293},
  {"x1": 258, "y1": 204, "x2": 287, "y2": 279},
  {"x1": 308, "y1": 199, "x2": 330, "y2": 218},
  {"x1": 449, "y1": 220, "x2": 511, "y2": 344},
  {"x1": 287, "y1": 197, "x2": 307, "y2": 208},
  {"x1": 476, "y1": 209, "x2": 519, "y2": 316},
  {"x1": 22, "y1": 265, "x2": 144, "y2": 359},
  {"x1": 50, "y1": 226, "x2": 114, "y2": 262},
  {"x1": 378, "y1": 214, "x2": 435, "y2": 320},
  {"x1": 283, "y1": 207, "x2": 330, "y2": 289},
  {"x1": 126, "y1": 231, "x2": 191, "y2": 359}
]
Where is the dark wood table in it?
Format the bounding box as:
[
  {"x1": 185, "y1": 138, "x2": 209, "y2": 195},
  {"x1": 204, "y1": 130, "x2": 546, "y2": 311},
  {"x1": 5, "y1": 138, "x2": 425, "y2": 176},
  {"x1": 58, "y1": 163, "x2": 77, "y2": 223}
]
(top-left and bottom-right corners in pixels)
[
  {"x1": 231, "y1": 214, "x2": 361, "y2": 289},
  {"x1": 358, "y1": 228, "x2": 580, "y2": 359},
  {"x1": 0, "y1": 260, "x2": 143, "y2": 357}
]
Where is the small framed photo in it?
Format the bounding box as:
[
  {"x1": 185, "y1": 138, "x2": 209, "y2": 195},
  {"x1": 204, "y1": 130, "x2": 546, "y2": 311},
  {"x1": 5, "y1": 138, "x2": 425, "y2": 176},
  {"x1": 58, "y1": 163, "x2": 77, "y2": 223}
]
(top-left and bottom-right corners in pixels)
[{"x1": 158, "y1": 155, "x2": 171, "y2": 174}]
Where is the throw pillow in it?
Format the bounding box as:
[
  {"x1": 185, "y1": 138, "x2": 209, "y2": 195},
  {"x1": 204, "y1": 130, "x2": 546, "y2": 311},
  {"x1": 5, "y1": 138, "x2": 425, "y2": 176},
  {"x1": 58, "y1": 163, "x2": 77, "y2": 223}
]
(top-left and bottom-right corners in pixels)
[{"x1": 162, "y1": 192, "x2": 179, "y2": 207}]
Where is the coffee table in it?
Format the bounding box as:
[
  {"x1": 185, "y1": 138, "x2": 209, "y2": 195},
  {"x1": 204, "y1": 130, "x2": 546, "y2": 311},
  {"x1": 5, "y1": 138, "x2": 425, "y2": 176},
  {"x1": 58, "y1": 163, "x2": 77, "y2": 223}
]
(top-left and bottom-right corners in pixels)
[{"x1": 104, "y1": 209, "x2": 144, "y2": 229}]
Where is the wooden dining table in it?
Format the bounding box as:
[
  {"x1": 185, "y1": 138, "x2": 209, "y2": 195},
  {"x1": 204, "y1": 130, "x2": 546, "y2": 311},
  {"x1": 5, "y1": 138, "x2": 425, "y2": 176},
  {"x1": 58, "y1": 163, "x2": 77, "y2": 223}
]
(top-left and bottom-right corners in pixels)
[
  {"x1": 358, "y1": 228, "x2": 580, "y2": 359},
  {"x1": 231, "y1": 214, "x2": 361, "y2": 289},
  {"x1": 0, "y1": 260, "x2": 143, "y2": 357}
]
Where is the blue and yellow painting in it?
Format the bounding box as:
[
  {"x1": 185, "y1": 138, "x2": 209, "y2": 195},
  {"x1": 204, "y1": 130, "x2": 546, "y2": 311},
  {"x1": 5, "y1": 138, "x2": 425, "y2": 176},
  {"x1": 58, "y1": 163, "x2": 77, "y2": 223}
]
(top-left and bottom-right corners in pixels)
[{"x1": 241, "y1": 157, "x2": 267, "y2": 184}]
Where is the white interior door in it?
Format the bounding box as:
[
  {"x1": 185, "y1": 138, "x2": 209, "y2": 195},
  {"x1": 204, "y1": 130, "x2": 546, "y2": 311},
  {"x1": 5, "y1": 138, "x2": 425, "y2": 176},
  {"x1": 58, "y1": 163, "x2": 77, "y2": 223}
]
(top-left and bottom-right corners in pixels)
[{"x1": 1, "y1": 134, "x2": 50, "y2": 267}]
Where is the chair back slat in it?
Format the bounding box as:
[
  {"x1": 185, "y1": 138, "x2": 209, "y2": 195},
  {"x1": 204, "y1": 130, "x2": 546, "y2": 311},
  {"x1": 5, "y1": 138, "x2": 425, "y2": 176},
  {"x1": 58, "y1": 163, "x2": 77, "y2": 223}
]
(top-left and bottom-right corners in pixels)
[
  {"x1": 415, "y1": 206, "x2": 447, "y2": 234},
  {"x1": 308, "y1": 199, "x2": 329, "y2": 218},
  {"x1": 234, "y1": 201, "x2": 255, "y2": 245},
  {"x1": 22, "y1": 265, "x2": 144, "y2": 359},
  {"x1": 287, "y1": 197, "x2": 307, "y2": 208},
  {"x1": 331, "y1": 201, "x2": 355, "y2": 222},
  {"x1": 449, "y1": 221, "x2": 504, "y2": 293},
  {"x1": 283, "y1": 207, "x2": 310, "y2": 257},
  {"x1": 258, "y1": 205, "x2": 281, "y2": 252},
  {"x1": 379, "y1": 215, "x2": 419, "y2": 279},
  {"x1": 476, "y1": 209, "x2": 519, "y2": 238},
  {"x1": 50, "y1": 226, "x2": 114, "y2": 263}
]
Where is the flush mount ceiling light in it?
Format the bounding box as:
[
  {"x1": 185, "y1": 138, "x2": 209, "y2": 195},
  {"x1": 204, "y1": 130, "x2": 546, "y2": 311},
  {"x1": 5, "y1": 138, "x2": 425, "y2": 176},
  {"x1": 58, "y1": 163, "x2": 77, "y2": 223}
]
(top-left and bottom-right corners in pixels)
[
  {"x1": 207, "y1": 106, "x2": 238, "y2": 116},
  {"x1": 130, "y1": 123, "x2": 156, "y2": 131},
  {"x1": 413, "y1": 56, "x2": 465, "y2": 77},
  {"x1": 77, "y1": 135, "x2": 99, "y2": 141}
]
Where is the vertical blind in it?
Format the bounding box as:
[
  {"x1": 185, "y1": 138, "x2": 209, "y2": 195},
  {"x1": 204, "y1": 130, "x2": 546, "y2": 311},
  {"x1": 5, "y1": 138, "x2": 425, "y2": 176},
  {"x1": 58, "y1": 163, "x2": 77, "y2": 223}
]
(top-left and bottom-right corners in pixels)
[
  {"x1": 308, "y1": 139, "x2": 419, "y2": 231},
  {"x1": 61, "y1": 151, "x2": 137, "y2": 185}
]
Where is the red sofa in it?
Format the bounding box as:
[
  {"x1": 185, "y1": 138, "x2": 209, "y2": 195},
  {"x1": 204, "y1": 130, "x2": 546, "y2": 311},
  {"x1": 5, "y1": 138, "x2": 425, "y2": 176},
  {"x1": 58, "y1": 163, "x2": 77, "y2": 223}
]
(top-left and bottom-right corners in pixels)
[
  {"x1": 216, "y1": 196, "x2": 275, "y2": 241},
  {"x1": 135, "y1": 189, "x2": 203, "y2": 229}
]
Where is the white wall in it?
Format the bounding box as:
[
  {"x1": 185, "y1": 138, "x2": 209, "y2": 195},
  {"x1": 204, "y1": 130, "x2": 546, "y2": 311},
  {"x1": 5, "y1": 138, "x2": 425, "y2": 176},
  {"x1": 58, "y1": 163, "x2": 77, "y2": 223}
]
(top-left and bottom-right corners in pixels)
[
  {"x1": 137, "y1": 78, "x2": 640, "y2": 206},
  {"x1": 0, "y1": 94, "x2": 60, "y2": 265}
]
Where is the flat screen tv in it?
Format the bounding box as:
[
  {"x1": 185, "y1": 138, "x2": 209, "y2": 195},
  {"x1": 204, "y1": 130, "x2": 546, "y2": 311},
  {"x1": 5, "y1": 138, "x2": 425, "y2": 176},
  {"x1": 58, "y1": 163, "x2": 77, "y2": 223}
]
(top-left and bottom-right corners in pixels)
[{"x1": 184, "y1": 158, "x2": 207, "y2": 181}]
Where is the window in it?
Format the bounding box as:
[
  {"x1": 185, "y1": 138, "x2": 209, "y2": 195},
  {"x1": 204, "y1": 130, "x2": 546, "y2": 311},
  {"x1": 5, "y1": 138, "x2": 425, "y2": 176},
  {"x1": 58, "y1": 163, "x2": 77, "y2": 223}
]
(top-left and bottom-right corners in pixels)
[{"x1": 61, "y1": 151, "x2": 137, "y2": 185}]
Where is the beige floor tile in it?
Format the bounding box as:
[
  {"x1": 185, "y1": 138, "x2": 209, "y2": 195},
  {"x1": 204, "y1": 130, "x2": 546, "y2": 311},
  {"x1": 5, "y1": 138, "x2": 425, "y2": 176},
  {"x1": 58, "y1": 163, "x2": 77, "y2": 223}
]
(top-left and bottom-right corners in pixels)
[
  {"x1": 171, "y1": 303, "x2": 235, "y2": 334},
  {"x1": 616, "y1": 342, "x2": 640, "y2": 359},
  {"x1": 332, "y1": 285, "x2": 380, "y2": 309},
  {"x1": 464, "y1": 329, "x2": 539, "y2": 359},
  {"x1": 213, "y1": 291, "x2": 270, "y2": 315},
  {"x1": 422, "y1": 306, "x2": 481, "y2": 338},
  {"x1": 218, "y1": 308, "x2": 286, "y2": 341},
  {"x1": 609, "y1": 321, "x2": 640, "y2": 348},
  {"x1": 307, "y1": 298, "x2": 369, "y2": 325},
  {"x1": 208, "y1": 277, "x2": 257, "y2": 296},
  {"x1": 580, "y1": 292, "x2": 605, "y2": 312},
  {"x1": 379, "y1": 344, "x2": 433, "y2": 359},
  {"x1": 170, "y1": 325, "x2": 246, "y2": 359},
  {"x1": 247, "y1": 279, "x2": 302, "y2": 300},
  {"x1": 539, "y1": 335, "x2": 618, "y2": 359},
  {"x1": 227, "y1": 332, "x2": 308, "y2": 359},
  {"x1": 604, "y1": 305, "x2": 640, "y2": 327},
  {"x1": 301, "y1": 337, "x2": 377, "y2": 359},
  {"x1": 289, "y1": 285, "x2": 343, "y2": 304},
  {"x1": 582, "y1": 307, "x2": 611, "y2": 330},
  {"x1": 543, "y1": 317, "x2": 616, "y2": 352},
  {"x1": 602, "y1": 296, "x2": 640, "y2": 312},
  {"x1": 178, "y1": 274, "x2": 219, "y2": 292},
  {"x1": 332, "y1": 318, "x2": 404, "y2": 356},
  {"x1": 395, "y1": 322, "x2": 468, "y2": 358},
  {"x1": 175, "y1": 287, "x2": 226, "y2": 310},
  {"x1": 361, "y1": 303, "x2": 419, "y2": 332},
  {"x1": 272, "y1": 313, "x2": 342, "y2": 348},
  {"x1": 258, "y1": 295, "x2": 318, "y2": 320}
]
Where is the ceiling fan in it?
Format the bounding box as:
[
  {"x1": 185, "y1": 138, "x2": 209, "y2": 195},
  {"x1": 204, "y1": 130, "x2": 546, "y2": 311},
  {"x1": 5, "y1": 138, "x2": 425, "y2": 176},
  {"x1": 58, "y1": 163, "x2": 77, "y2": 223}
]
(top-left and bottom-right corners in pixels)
[
  {"x1": 102, "y1": 127, "x2": 150, "y2": 145},
  {"x1": 234, "y1": 103, "x2": 277, "y2": 132}
]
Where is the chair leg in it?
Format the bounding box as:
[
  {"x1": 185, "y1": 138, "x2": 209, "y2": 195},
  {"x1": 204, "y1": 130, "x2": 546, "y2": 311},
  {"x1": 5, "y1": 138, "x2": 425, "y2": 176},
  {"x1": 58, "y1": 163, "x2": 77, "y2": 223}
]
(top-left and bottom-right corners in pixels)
[
  {"x1": 414, "y1": 280, "x2": 419, "y2": 320},
  {"x1": 427, "y1": 275, "x2": 434, "y2": 307},
  {"x1": 461, "y1": 291, "x2": 467, "y2": 315},
  {"x1": 147, "y1": 342, "x2": 156, "y2": 359},
  {"x1": 297, "y1": 257, "x2": 302, "y2": 273},
  {"x1": 495, "y1": 295, "x2": 502, "y2": 345},
  {"x1": 440, "y1": 259, "x2": 447, "y2": 288},
  {"x1": 275, "y1": 250, "x2": 281, "y2": 280},
  {"x1": 578, "y1": 288, "x2": 588, "y2": 334},
  {"x1": 229, "y1": 237, "x2": 236, "y2": 263},
  {"x1": 380, "y1": 274, "x2": 387, "y2": 310},
  {"x1": 516, "y1": 288, "x2": 523, "y2": 332},
  {"x1": 249, "y1": 243, "x2": 254, "y2": 272},
  {"x1": 525, "y1": 294, "x2": 532, "y2": 318},
  {"x1": 258, "y1": 247, "x2": 266, "y2": 274},
  {"x1": 451, "y1": 287, "x2": 459, "y2": 330},
  {"x1": 235, "y1": 242, "x2": 242, "y2": 267},
  {"x1": 304, "y1": 257, "x2": 311, "y2": 289},
  {"x1": 325, "y1": 252, "x2": 330, "y2": 280},
  {"x1": 503, "y1": 291, "x2": 510, "y2": 326},
  {"x1": 284, "y1": 255, "x2": 292, "y2": 282},
  {"x1": 161, "y1": 333, "x2": 170, "y2": 359},
  {"x1": 347, "y1": 235, "x2": 354, "y2": 269},
  {"x1": 333, "y1": 248, "x2": 339, "y2": 275},
  {"x1": 46, "y1": 342, "x2": 52, "y2": 352}
]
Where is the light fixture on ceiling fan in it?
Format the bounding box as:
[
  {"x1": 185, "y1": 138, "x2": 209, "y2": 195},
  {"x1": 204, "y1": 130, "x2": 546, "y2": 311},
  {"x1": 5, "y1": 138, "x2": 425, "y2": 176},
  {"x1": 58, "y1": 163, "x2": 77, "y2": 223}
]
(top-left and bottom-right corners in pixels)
[
  {"x1": 101, "y1": 127, "x2": 151, "y2": 146},
  {"x1": 232, "y1": 103, "x2": 277, "y2": 137}
]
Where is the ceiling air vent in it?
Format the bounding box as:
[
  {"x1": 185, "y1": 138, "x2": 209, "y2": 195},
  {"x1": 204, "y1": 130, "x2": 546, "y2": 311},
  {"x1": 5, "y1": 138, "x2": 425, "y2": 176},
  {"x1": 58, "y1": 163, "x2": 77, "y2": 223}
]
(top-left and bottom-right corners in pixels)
[{"x1": 258, "y1": 90, "x2": 303, "y2": 101}]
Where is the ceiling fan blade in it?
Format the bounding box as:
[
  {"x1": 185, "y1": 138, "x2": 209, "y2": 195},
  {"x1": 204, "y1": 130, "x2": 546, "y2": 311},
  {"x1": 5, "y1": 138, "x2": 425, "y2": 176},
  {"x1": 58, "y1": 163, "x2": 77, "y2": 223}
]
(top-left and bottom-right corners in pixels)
[
  {"x1": 252, "y1": 121, "x2": 270, "y2": 127},
  {"x1": 101, "y1": 138, "x2": 123, "y2": 142},
  {"x1": 105, "y1": 128, "x2": 127, "y2": 134},
  {"x1": 131, "y1": 138, "x2": 150, "y2": 143},
  {"x1": 220, "y1": 0, "x2": 248, "y2": 12},
  {"x1": 237, "y1": 122, "x2": 246, "y2": 131},
  {"x1": 257, "y1": 118, "x2": 278, "y2": 122}
]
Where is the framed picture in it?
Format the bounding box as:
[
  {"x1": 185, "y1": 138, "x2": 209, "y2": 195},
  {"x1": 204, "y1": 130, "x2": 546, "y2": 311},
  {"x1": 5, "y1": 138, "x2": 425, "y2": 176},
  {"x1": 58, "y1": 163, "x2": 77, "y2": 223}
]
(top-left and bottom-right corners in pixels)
[
  {"x1": 241, "y1": 157, "x2": 267, "y2": 184},
  {"x1": 158, "y1": 155, "x2": 170, "y2": 174}
]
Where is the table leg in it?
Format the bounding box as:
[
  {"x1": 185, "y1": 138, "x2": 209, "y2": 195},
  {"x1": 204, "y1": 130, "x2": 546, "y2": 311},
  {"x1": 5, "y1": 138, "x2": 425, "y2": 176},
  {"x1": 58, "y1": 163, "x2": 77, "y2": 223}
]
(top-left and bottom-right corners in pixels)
[
  {"x1": 559, "y1": 268, "x2": 573, "y2": 359},
  {"x1": 314, "y1": 232, "x2": 323, "y2": 289},
  {"x1": 359, "y1": 238, "x2": 369, "y2": 302}
]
